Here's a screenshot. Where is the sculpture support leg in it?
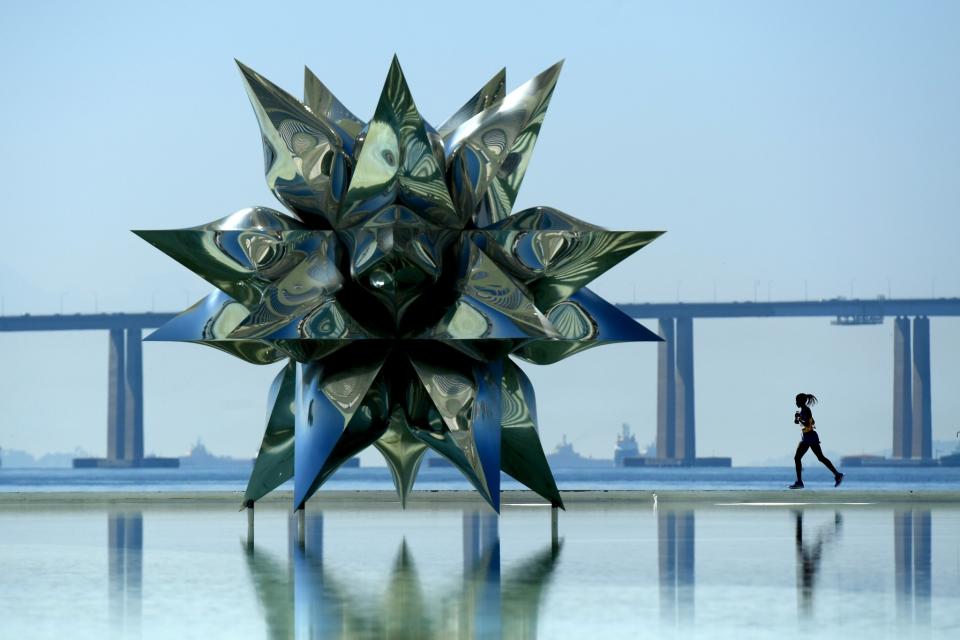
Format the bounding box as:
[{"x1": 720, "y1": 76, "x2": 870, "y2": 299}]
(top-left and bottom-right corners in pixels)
[
  {"x1": 296, "y1": 507, "x2": 305, "y2": 548},
  {"x1": 551, "y1": 506, "x2": 559, "y2": 550},
  {"x1": 246, "y1": 500, "x2": 254, "y2": 545}
]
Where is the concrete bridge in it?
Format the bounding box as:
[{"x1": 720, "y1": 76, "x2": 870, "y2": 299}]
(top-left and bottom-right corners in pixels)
[
  {"x1": 0, "y1": 314, "x2": 173, "y2": 467},
  {"x1": 618, "y1": 298, "x2": 960, "y2": 464},
  {"x1": 2, "y1": 297, "x2": 958, "y2": 466}
]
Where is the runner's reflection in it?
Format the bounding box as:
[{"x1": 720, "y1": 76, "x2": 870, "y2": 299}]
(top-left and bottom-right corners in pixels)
[{"x1": 794, "y1": 510, "x2": 841, "y2": 618}]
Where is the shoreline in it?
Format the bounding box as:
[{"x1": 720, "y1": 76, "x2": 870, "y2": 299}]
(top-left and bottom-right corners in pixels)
[{"x1": 1, "y1": 489, "x2": 958, "y2": 509}]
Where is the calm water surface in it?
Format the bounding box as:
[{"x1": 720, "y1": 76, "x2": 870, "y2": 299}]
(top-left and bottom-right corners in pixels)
[
  {"x1": 0, "y1": 501, "x2": 957, "y2": 639},
  {"x1": 3, "y1": 466, "x2": 960, "y2": 492}
]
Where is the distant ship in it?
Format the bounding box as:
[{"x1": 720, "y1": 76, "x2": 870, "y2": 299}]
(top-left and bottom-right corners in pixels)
[
  {"x1": 615, "y1": 425, "x2": 730, "y2": 467},
  {"x1": 614, "y1": 424, "x2": 659, "y2": 466},
  {"x1": 940, "y1": 437, "x2": 960, "y2": 467},
  {"x1": 547, "y1": 435, "x2": 612, "y2": 468},
  {"x1": 841, "y1": 436, "x2": 960, "y2": 467},
  {"x1": 179, "y1": 440, "x2": 254, "y2": 469},
  {"x1": 614, "y1": 424, "x2": 640, "y2": 466}
]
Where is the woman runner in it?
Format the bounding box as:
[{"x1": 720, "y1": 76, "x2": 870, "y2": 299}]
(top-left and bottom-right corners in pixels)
[{"x1": 790, "y1": 393, "x2": 844, "y2": 489}]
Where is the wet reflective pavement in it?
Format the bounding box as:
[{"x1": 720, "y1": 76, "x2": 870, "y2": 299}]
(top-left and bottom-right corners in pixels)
[{"x1": 1, "y1": 502, "x2": 957, "y2": 638}]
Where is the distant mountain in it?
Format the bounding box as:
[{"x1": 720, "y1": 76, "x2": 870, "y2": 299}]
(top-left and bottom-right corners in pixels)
[{"x1": 0, "y1": 447, "x2": 93, "y2": 468}]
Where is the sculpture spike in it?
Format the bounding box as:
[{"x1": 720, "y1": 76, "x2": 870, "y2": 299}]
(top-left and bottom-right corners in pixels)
[
  {"x1": 145, "y1": 291, "x2": 287, "y2": 365},
  {"x1": 303, "y1": 66, "x2": 365, "y2": 152},
  {"x1": 456, "y1": 60, "x2": 564, "y2": 228},
  {"x1": 133, "y1": 207, "x2": 309, "y2": 309},
  {"x1": 244, "y1": 359, "x2": 297, "y2": 505},
  {"x1": 473, "y1": 212, "x2": 664, "y2": 308},
  {"x1": 500, "y1": 359, "x2": 563, "y2": 508},
  {"x1": 294, "y1": 349, "x2": 387, "y2": 509},
  {"x1": 374, "y1": 408, "x2": 428, "y2": 508},
  {"x1": 444, "y1": 63, "x2": 562, "y2": 220},
  {"x1": 514, "y1": 288, "x2": 662, "y2": 365},
  {"x1": 237, "y1": 60, "x2": 352, "y2": 228},
  {"x1": 408, "y1": 355, "x2": 503, "y2": 511},
  {"x1": 339, "y1": 57, "x2": 458, "y2": 229},
  {"x1": 437, "y1": 67, "x2": 507, "y2": 140}
]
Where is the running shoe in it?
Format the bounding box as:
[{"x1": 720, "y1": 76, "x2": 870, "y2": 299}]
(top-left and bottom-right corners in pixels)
[
  {"x1": 789, "y1": 481, "x2": 804, "y2": 489},
  {"x1": 834, "y1": 473, "x2": 844, "y2": 487}
]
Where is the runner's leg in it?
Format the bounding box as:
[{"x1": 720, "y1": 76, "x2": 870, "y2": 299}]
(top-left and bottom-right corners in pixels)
[
  {"x1": 810, "y1": 443, "x2": 840, "y2": 476},
  {"x1": 794, "y1": 442, "x2": 809, "y2": 483}
]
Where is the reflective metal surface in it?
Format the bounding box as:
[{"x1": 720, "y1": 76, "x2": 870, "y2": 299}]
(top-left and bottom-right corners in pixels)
[
  {"x1": 500, "y1": 360, "x2": 563, "y2": 507},
  {"x1": 237, "y1": 63, "x2": 353, "y2": 229},
  {"x1": 372, "y1": 408, "x2": 427, "y2": 508},
  {"x1": 516, "y1": 288, "x2": 663, "y2": 365},
  {"x1": 445, "y1": 62, "x2": 563, "y2": 228},
  {"x1": 136, "y1": 58, "x2": 663, "y2": 511},
  {"x1": 437, "y1": 67, "x2": 506, "y2": 140},
  {"x1": 409, "y1": 355, "x2": 504, "y2": 510},
  {"x1": 294, "y1": 348, "x2": 388, "y2": 508},
  {"x1": 244, "y1": 360, "x2": 297, "y2": 504},
  {"x1": 303, "y1": 67, "x2": 365, "y2": 155},
  {"x1": 473, "y1": 208, "x2": 663, "y2": 309}
]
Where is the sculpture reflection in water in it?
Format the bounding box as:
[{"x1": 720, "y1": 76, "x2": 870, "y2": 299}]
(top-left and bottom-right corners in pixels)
[
  {"x1": 793, "y1": 510, "x2": 842, "y2": 619},
  {"x1": 658, "y1": 509, "x2": 694, "y2": 626},
  {"x1": 108, "y1": 511, "x2": 143, "y2": 637},
  {"x1": 894, "y1": 509, "x2": 931, "y2": 625},
  {"x1": 136, "y1": 57, "x2": 664, "y2": 514},
  {"x1": 243, "y1": 512, "x2": 562, "y2": 639}
]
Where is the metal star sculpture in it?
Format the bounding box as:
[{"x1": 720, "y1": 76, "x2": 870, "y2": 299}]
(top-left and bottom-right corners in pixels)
[{"x1": 136, "y1": 57, "x2": 663, "y2": 512}]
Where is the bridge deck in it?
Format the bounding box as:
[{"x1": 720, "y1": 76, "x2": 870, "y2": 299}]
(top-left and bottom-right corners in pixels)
[{"x1": 1, "y1": 298, "x2": 958, "y2": 332}]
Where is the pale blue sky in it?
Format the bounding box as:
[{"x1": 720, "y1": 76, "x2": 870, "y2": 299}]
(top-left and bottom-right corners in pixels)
[{"x1": 1, "y1": 1, "x2": 958, "y2": 465}]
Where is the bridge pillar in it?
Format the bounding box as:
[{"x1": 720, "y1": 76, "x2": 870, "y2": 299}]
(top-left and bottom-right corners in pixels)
[
  {"x1": 675, "y1": 317, "x2": 696, "y2": 462},
  {"x1": 892, "y1": 317, "x2": 913, "y2": 459},
  {"x1": 125, "y1": 328, "x2": 144, "y2": 463},
  {"x1": 911, "y1": 317, "x2": 932, "y2": 460},
  {"x1": 106, "y1": 328, "x2": 145, "y2": 464},
  {"x1": 657, "y1": 318, "x2": 676, "y2": 460},
  {"x1": 107, "y1": 329, "x2": 127, "y2": 461}
]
